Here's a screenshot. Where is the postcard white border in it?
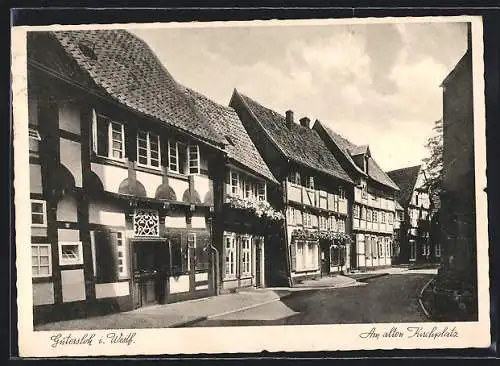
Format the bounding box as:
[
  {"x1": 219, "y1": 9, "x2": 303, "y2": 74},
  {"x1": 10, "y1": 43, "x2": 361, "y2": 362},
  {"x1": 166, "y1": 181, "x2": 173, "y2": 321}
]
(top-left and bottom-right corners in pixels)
[{"x1": 12, "y1": 15, "x2": 490, "y2": 357}]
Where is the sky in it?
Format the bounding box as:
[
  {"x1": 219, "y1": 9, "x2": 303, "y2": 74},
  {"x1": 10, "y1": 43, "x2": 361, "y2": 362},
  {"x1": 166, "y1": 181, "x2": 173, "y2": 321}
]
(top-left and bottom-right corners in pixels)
[{"x1": 131, "y1": 21, "x2": 468, "y2": 172}]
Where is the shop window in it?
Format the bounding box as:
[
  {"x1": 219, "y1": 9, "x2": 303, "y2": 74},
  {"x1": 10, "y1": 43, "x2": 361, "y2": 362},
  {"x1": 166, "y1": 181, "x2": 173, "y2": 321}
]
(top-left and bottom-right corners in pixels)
[
  {"x1": 32, "y1": 243, "x2": 51, "y2": 277},
  {"x1": 240, "y1": 237, "x2": 252, "y2": 277},
  {"x1": 31, "y1": 199, "x2": 47, "y2": 227},
  {"x1": 58, "y1": 241, "x2": 83, "y2": 266},
  {"x1": 133, "y1": 209, "x2": 159, "y2": 237},
  {"x1": 224, "y1": 234, "x2": 236, "y2": 279}
]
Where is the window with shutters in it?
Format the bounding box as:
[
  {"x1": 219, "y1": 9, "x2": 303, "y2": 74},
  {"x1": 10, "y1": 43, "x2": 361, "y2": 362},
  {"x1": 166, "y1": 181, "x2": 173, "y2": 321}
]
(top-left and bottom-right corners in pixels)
[
  {"x1": 240, "y1": 236, "x2": 252, "y2": 277},
  {"x1": 137, "y1": 130, "x2": 161, "y2": 169},
  {"x1": 224, "y1": 233, "x2": 236, "y2": 279},
  {"x1": 32, "y1": 243, "x2": 51, "y2": 277}
]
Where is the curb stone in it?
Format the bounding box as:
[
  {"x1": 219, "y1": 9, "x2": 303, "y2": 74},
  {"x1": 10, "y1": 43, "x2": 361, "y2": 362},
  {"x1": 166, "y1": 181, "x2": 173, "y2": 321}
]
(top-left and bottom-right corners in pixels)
[{"x1": 170, "y1": 291, "x2": 293, "y2": 327}]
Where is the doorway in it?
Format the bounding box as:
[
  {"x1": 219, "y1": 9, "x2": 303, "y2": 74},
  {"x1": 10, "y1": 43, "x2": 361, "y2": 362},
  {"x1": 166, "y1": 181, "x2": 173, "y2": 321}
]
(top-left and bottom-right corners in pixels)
[
  {"x1": 132, "y1": 240, "x2": 169, "y2": 308},
  {"x1": 320, "y1": 241, "x2": 331, "y2": 276}
]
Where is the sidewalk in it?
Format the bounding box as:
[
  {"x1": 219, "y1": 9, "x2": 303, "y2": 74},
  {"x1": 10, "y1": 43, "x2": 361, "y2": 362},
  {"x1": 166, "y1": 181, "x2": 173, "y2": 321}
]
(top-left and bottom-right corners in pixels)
[
  {"x1": 294, "y1": 274, "x2": 358, "y2": 289},
  {"x1": 35, "y1": 288, "x2": 292, "y2": 331},
  {"x1": 346, "y1": 267, "x2": 409, "y2": 281}
]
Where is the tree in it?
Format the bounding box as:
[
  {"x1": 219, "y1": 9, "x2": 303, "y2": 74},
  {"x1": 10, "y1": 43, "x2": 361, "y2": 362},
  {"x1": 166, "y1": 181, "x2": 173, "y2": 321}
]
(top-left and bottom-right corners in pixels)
[{"x1": 422, "y1": 119, "x2": 443, "y2": 201}]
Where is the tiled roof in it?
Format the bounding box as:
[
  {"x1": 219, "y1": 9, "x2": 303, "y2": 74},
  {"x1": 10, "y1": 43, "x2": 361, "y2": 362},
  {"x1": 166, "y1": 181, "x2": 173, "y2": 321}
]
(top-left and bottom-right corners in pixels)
[
  {"x1": 315, "y1": 121, "x2": 399, "y2": 190},
  {"x1": 235, "y1": 92, "x2": 353, "y2": 184},
  {"x1": 181, "y1": 87, "x2": 278, "y2": 184},
  {"x1": 387, "y1": 165, "x2": 422, "y2": 207},
  {"x1": 27, "y1": 30, "x2": 226, "y2": 147}
]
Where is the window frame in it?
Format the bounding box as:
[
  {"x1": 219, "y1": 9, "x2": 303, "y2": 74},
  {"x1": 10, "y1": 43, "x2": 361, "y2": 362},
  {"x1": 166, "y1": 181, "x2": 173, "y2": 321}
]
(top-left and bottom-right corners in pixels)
[
  {"x1": 307, "y1": 176, "x2": 315, "y2": 190},
  {"x1": 168, "y1": 140, "x2": 180, "y2": 173},
  {"x1": 223, "y1": 233, "x2": 237, "y2": 279},
  {"x1": 58, "y1": 241, "x2": 84, "y2": 266},
  {"x1": 187, "y1": 233, "x2": 196, "y2": 272},
  {"x1": 32, "y1": 243, "x2": 52, "y2": 278},
  {"x1": 107, "y1": 120, "x2": 126, "y2": 161},
  {"x1": 257, "y1": 181, "x2": 266, "y2": 201},
  {"x1": 188, "y1": 144, "x2": 200, "y2": 175},
  {"x1": 31, "y1": 199, "x2": 47, "y2": 227},
  {"x1": 136, "y1": 129, "x2": 161, "y2": 169},
  {"x1": 240, "y1": 236, "x2": 252, "y2": 277}
]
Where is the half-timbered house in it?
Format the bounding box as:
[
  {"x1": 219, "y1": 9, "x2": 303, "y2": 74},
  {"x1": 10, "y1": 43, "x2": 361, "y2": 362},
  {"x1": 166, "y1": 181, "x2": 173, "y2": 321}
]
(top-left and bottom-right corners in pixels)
[
  {"x1": 230, "y1": 91, "x2": 354, "y2": 286},
  {"x1": 313, "y1": 121, "x2": 399, "y2": 270},
  {"x1": 27, "y1": 30, "x2": 229, "y2": 324}
]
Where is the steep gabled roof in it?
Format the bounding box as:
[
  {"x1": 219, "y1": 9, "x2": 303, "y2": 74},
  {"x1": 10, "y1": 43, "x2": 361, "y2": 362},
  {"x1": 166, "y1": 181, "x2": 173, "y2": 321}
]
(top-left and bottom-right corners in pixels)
[
  {"x1": 314, "y1": 121, "x2": 399, "y2": 191},
  {"x1": 387, "y1": 165, "x2": 422, "y2": 207},
  {"x1": 181, "y1": 87, "x2": 278, "y2": 184},
  {"x1": 27, "y1": 30, "x2": 226, "y2": 148},
  {"x1": 233, "y1": 91, "x2": 353, "y2": 184}
]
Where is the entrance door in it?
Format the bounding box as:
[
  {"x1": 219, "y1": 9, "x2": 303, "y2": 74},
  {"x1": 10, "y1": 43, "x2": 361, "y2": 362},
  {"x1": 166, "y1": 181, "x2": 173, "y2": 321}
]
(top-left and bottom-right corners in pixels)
[{"x1": 133, "y1": 241, "x2": 168, "y2": 308}]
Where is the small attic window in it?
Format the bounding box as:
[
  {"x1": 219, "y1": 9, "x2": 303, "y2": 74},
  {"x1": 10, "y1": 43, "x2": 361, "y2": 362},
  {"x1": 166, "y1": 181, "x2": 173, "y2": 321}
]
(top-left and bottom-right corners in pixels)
[
  {"x1": 225, "y1": 135, "x2": 235, "y2": 146},
  {"x1": 78, "y1": 41, "x2": 97, "y2": 61}
]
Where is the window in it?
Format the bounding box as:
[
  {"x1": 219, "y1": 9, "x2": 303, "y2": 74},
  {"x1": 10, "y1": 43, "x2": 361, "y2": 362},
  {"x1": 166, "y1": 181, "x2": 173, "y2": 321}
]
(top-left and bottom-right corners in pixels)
[
  {"x1": 109, "y1": 122, "x2": 125, "y2": 160},
  {"x1": 381, "y1": 212, "x2": 386, "y2": 223},
  {"x1": 230, "y1": 171, "x2": 239, "y2": 196},
  {"x1": 328, "y1": 215, "x2": 337, "y2": 231},
  {"x1": 372, "y1": 210, "x2": 378, "y2": 223},
  {"x1": 435, "y1": 243, "x2": 441, "y2": 257},
  {"x1": 188, "y1": 145, "x2": 200, "y2": 174},
  {"x1": 378, "y1": 239, "x2": 384, "y2": 257},
  {"x1": 361, "y1": 206, "x2": 367, "y2": 220},
  {"x1": 168, "y1": 140, "x2": 179, "y2": 172},
  {"x1": 388, "y1": 212, "x2": 394, "y2": 225},
  {"x1": 307, "y1": 176, "x2": 315, "y2": 189},
  {"x1": 224, "y1": 234, "x2": 236, "y2": 278},
  {"x1": 337, "y1": 218, "x2": 346, "y2": 233},
  {"x1": 32, "y1": 244, "x2": 51, "y2": 277},
  {"x1": 385, "y1": 238, "x2": 391, "y2": 257},
  {"x1": 133, "y1": 209, "x2": 159, "y2": 237},
  {"x1": 240, "y1": 237, "x2": 252, "y2": 277},
  {"x1": 92, "y1": 113, "x2": 126, "y2": 160},
  {"x1": 353, "y1": 204, "x2": 360, "y2": 218},
  {"x1": 288, "y1": 207, "x2": 297, "y2": 225},
  {"x1": 257, "y1": 182, "x2": 266, "y2": 201},
  {"x1": 303, "y1": 212, "x2": 312, "y2": 227},
  {"x1": 319, "y1": 216, "x2": 327, "y2": 231},
  {"x1": 113, "y1": 232, "x2": 128, "y2": 278},
  {"x1": 31, "y1": 199, "x2": 47, "y2": 227},
  {"x1": 29, "y1": 127, "x2": 41, "y2": 156},
  {"x1": 371, "y1": 237, "x2": 378, "y2": 258},
  {"x1": 338, "y1": 187, "x2": 345, "y2": 200},
  {"x1": 187, "y1": 233, "x2": 196, "y2": 271},
  {"x1": 397, "y1": 211, "x2": 404, "y2": 221},
  {"x1": 137, "y1": 130, "x2": 160, "y2": 168},
  {"x1": 295, "y1": 208, "x2": 303, "y2": 225},
  {"x1": 367, "y1": 209, "x2": 372, "y2": 222},
  {"x1": 245, "y1": 179, "x2": 253, "y2": 199},
  {"x1": 58, "y1": 241, "x2": 83, "y2": 266}
]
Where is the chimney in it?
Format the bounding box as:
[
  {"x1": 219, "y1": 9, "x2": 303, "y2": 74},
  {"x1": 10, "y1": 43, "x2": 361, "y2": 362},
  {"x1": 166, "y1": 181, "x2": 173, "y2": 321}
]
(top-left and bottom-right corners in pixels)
[
  {"x1": 285, "y1": 110, "x2": 294, "y2": 129},
  {"x1": 299, "y1": 117, "x2": 310, "y2": 128}
]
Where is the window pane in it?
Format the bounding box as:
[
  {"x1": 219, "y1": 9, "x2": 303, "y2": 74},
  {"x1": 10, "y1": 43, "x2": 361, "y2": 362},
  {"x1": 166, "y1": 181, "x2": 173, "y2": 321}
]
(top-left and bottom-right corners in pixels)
[
  {"x1": 31, "y1": 202, "x2": 43, "y2": 213},
  {"x1": 32, "y1": 256, "x2": 39, "y2": 265},
  {"x1": 39, "y1": 266, "x2": 50, "y2": 275},
  {"x1": 32, "y1": 213, "x2": 44, "y2": 225},
  {"x1": 112, "y1": 150, "x2": 122, "y2": 159},
  {"x1": 40, "y1": 256, "x2": 50, "y2": 265}
]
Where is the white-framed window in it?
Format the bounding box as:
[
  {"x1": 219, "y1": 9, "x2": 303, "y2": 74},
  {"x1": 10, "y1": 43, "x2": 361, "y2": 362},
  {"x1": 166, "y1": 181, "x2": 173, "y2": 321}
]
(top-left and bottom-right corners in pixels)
[
  {"x1": 108, "y1": 121, "x2": 126, "y2": 160},
  {"x1": 257, "y1": 182, "x2": 266, "y2": 201},
  {"x1": 319, "y1": 216, "x2": 327, "y2": 231},
  {"x1": 230, "y1": 171, "x2": 239, "y2": 196},
  {"x1": 287, "y1": 207, "x2": 297, "y2": 225},
  {"x1": 187, "y1": 233, "x2": 196, "y2": 271},
  {"x1": 338, "y1": 186, "x2": 345, "y2": 200},
  {"x1": 372, "y1": 210, "x2": 378, "y2": 223},
  {"x1": 32, "y1": 243, "x2": 52, "y2": 277},
  {"x1": 381, "y1": 212, "x2": 386, "y2": 223},
  {"x1": 244, "y1": 179, "x2": 253, "y2": 199},
  {"x1": 337, "y1": 218, "x2": 345, "y2": 233},
  {"x1": 58, "y1": 241, "x2": 83, "y2": 266},
  {"x1": 224, "y1": 233, "x2": 236, "y2": 278},
  {"x1": 435, "y1": 243, "x2": 441, "y2": 257},
  {"x1": 378, "y1": 239, "x2": 384, "y2": 257},
  {"x1": 307, "y1": 176, "x2": 314, "y2": 189},
  {"x1": 188, "y1": 144, "x2": 200, "y2": 174},
  {"x1": 295, "y1": 208, "x2": 303, "y2": 225},
  {"x1": 296, "y1": 240, "x2": 305, "y2": 270},
  {"x1": 31, "y1": 199, "x2": 47, "y2": 227},
  {"x1": 388, "y1": 212, "x2": 394, "y2": 224},
  {"x1": 137, "y1": 130, "x2": 161, "y2": 168},
  {"x1": 361, "y1": 206, "x2": 367, "y2": 220},
  {"x1": 385, "y1": 238, "x2": 391, "y2": 257},
  {"x1": 240, "y1": 236, "x2": 252, "y2": 277},
  {"x1": 328, "y1": 215, "x2": 337, "y2": 231},
  {"x1": 113, "y1": 231, "x2": 128, "y2": 279},
  {"x1": 366, "y1": 209, "x2": 372, "y2": 222},
  {"x1": 303, "y1": 212, "x2": 312, "y2": 227},
  {"x1": 371, "y1": 236, "x2": 378, "y2": 258},
  {"x1": 168, "y1": 140, "x2": 179, "y2": 172},
  {"x1": 353, "y1": 204, "x2": 360, "y2": 218}
]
